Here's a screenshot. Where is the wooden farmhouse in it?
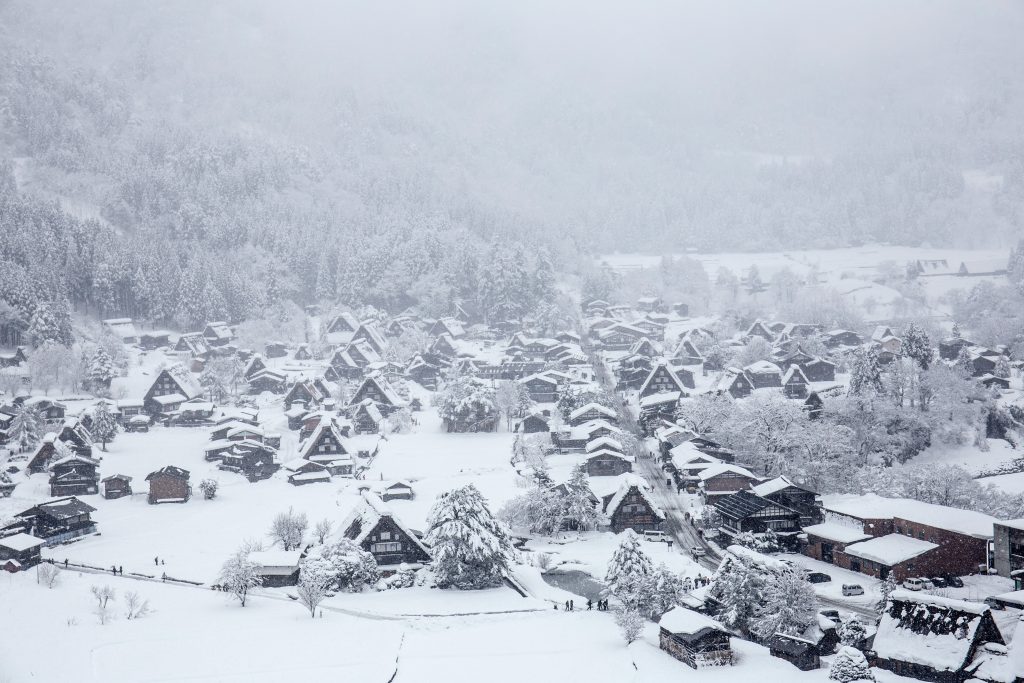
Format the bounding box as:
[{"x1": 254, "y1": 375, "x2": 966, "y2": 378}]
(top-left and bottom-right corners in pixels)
[
  {"x1": 602, "y1": 475, "x2": 665, "y2": 533},
  {"x1": 143, "y1": 365, "x2": 202, "y2": 415},
  {"x1": 342, "y1": 490, "x2": 431, "y2": 570},
  {"x1": 48, "y1": 454, "x2": 100, "y2": 497},
  {"x1": 146, "y1": 466, "x2": 192, "y2": 504},
  {"x1": 658, "y1": 607, "x2": 733, "y2": 668},
  {"x1": 13, "y1": 497, "x2": 97, "y2": 544}
]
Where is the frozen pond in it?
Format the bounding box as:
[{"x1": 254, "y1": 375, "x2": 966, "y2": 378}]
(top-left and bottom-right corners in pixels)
[{"x1": 540, "y1": 570, "x2": 607, "y2": 602}]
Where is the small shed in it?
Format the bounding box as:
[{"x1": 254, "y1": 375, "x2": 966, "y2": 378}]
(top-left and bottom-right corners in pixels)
[
  {"x1": 101, "y1": 474, "x2": 133, "y2": 500},
  {"x1": 145, "y1": 466, "x2": 192, "y2": 504},
  {"x1": 768, "y1": 633, "x2": 820, "y2": 670},
  {"x1": 658, "y1": 607, "x2": 733, "y2": 668},
  {"x1": 248, "y1": 550, "x2": 301, "y2": 587},
  {"x1": 0, "y1": 533, "x2": 45, "y2": 570}
]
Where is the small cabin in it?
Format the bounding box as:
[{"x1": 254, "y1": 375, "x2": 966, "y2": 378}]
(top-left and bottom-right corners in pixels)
[
  {"x1": 0, "y1": 533, "x2": 45, "y2": 571},
  {"x1": 658, "y1": 607, "x2": 733, "y2": 668},
  {"x1": 145, "y1": 466, "x2": 191, "y2": 504},
  {"x1": 101, "y1": 474, "x2": 133, "y2": 500}
]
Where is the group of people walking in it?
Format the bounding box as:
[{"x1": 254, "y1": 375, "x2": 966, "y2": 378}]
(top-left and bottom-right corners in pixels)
[{"x1": 554, "y1": 597, "x2": 611, "y2": 611}]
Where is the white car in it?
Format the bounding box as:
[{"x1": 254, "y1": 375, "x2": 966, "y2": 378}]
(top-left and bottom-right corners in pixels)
[
  {"x1": 642, "y1": 530, "x2": 668, "y2": 543},
  {"x1": 842, "y1": 584, "x2": 865, "y2": 596},
  {"x1": 902, "y1": 577, "x2": 926, "y2": 591}
]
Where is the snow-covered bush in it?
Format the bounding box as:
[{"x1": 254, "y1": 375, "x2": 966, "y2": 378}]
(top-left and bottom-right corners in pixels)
[
  {"x1": 199, "y1": 478, "x2": 219, "y2": 500},
  {"x1": 305, "y1": 539, "x2": 380, "y2": 592},
  {"x1": 829, "y1": 646, "x2": 874, "y2": 682},
  {"x1": 613, "y1": 607, "x2": 644, "y2": 644}
]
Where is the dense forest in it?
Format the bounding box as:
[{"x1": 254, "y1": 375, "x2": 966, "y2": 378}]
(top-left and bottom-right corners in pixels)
[{"x1": 1, "y1": 1, "x2": 1023, "y2": 335}]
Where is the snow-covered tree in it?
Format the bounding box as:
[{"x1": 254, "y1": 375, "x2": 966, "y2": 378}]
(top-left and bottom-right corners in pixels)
[
  {"x1": 876, "y1": 574, "x2": 898, "y2": 612},
  {"x1": 954, "y1": 345, "x2": 974, "y2": 378},
  {"x1": 494, "y1": 380, "x2": 534, "y2": 431},
  {"x1": 735, "y1": 336, "x2": 773, "y2": 367},
  {"x1": 91, "y1": 402, "x2": 118, "y2": 451},
  {"x1": 425, "y1": 484, "x2": 513, "y2": 589},
  {"x1": 296, "y1": 561, "x2": 331, "y2": 618},
  {"x1": 305, "y1": 539, "x2": 380, "y2": 592},
  {"x1": 995, "y1": 355, "x2": 1012, "y2": 379},
  {"x1": 8, "y1": 403, "x2": 43, "y2": 452},
  {"x1": 561, "y1": 464, "x2": 599, "y2": 531},
  {"x1": 124, "y1": 591, "x2": 151, "y2": 620},
  {"x1": 709, "y1": 553, "x2": 763, "y2": 635},
  {"x1": 268, "y1": 507, "x2": 309, "y2": 551},
  {"x1": 750, "y1": 565, "x2": 817, "y2": 640},
  {"x1": 829, "y1": 646, "x2": 874, "y2": 682},
  {"x1": 219, "y1": 547, "x2": 262, "y2": 607},
  {"x1": 642, "y1": 564, "x2": 688, "y2": 618},
  {"x1": 28, "y1": 300, "x2": 73, "y2": 348},
  {"x1": 438, "y1": 376, "x2": 499, "y2": 433},
  {"x1": 498, "y1": 485, "x2": 563, "y2": 535},
  {"x1": 199, "y1": 478, "x2": 219, "y2": 500},
  {"x1": 901, "y1": 323, "x2": 932, "y2": 370},
  {"x1": 676, "y1": 392, "x2": 734, "y2": 435},
  {"x1": 86, "y1": 347, "x2": 115, "y2": 393},
  {"x1": 605, "y1": 530, "x2": 654, "y2": 610},
  {"x1": 848, "y1": 345, "x2": 884, "y2": 396},
  {"x1": 614, "y1": 607, "x2": 645, "y2": 644},
  {"x1": 313, "y1": 519, "x2": 333, "y2": 545},
  {"x1": 91, "y1": 584, "x2": 117, "y2": 625},
  {"x1": 838, "y1": 616, "x2": 868, "y2": 647}
]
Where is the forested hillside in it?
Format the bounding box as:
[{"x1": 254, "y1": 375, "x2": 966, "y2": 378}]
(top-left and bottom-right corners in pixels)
[{"x1": 2, "y1": 0, "x2": 1024, "y2": 337}]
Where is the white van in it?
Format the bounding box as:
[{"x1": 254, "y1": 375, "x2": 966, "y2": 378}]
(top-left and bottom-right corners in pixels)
[
  {"x1": 642, "y1": 530, "x2": 668, "y2": 543},
  {"x1": 902, "y1": 578, "x2": 926, "y2": 591}
]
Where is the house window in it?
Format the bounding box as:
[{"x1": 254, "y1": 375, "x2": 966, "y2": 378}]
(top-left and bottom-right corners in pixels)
[
  {"x1": 372, "y1": 542, "x2": 401, "y2": 553},
  {"x1": 379, "y1": 531, "x2": 391, "y2": 541}
]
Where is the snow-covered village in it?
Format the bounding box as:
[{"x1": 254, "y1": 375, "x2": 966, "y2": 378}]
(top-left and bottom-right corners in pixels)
[{"x1": 3, "y1": 2, "x2": 1024, "y2": 682}]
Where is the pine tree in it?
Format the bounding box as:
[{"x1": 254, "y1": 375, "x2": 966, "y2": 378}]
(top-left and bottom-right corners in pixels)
[
  {"x1": 995, "y1": 355, "x2": 1012, "y2": 379},
  {"x1": 750, "y1": 565, "x2": 817, "y2": 640},
  {"x1": 425, "y1": 484, "x2": 513, "y2": 589},
  {"x1": 9, "y1": 403, "x2": 42, "y2": 451},
  {"x1": 91, "y1": 402, "x2": 118, "y2": 452},
  {"x1": 28, "y1": 301, "x2": 66, "y2": 348},
  {"x1": 605, "y1": 530, "x2": 653, "y2": 609},
  {"x1": 954, "y1": 345, "x2": 974, "y2": 378},
  {"x1": 901, "y1": 323, "x2": 932, "y2": 370},
  {"x1": 848, "y1": 345, "x2": 884, "y2": 396},
  {"x1": 562, "y1": 464, "x2": 599, "y2": 531},
  {"x1": 829, "y1": 646, "x2": 874, "y2": 682},
  {"x1": 642, "y1": 563, "x2": 688, "y2": 618},
  {"x1": 87, "y1": 347, "x2": 115, "y2": 393}
]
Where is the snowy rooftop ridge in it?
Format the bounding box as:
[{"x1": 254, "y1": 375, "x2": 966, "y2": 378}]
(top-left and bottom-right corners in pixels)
[{"x1": 822, "y1": 493, "x2": 997, "y2": 539}]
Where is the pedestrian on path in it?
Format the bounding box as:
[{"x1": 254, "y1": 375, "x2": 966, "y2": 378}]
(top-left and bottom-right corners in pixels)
[
  {"x1": 154, "y1": 556, "x2": 159, "y2": 566},
  {"x1": 63, "y1": 558, "x2": 68, "y2": 568},
  {"x1": 569, "y1": 599, "x2": 574, "y2": 611},
  {"x1": 554, "y1": 602, "x2": 558, "y2": 611},
  {"x1": 587, "y1": 599, "x2": 593, "y2": 610},
  {"x1": 119, "y1": 566, "x2": 123, "y2": 576}
]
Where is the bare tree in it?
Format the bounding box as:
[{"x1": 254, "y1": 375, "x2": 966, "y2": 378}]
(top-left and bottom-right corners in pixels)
[
  {"x1": 91, "y1": 584, "x2": 116, "y2": 625},
  {"x1": 613, "y1": 607, "x2": 644, "y2": 644},
  {"x1": 124, "y1": 591, "x2": 152, "y2": 620},
  {"x1": 36, "y1": 563, "x2": 60, "y2": 588},
  {"x1": 268, "y1": 507, "x2": 309, "y2": 550},
  {"x1": 313, "y1": 518, "x2": 333, "y2": 545},
  {"x1": 296, "y1": 562, "x2": 331, "y2": 618}
]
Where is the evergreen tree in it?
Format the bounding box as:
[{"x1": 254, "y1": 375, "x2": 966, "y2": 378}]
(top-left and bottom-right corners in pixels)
[
  {"x1": 829, "y1": 646, "x2": 874, "y2": 682},
  {"x1": 604, "y1": 530, "x2": 653, "y2": 609},
  {"x1": 954, "y1": 345, "x2": 974, "y2": 377},
  {"x1": 848, "y1": 345, "x2": 884, "y2": 396},
  {"x1": 750, "y1": 565, "x2": 817, "y2": 640},
  {"x1": 91, "y1": 402, "x2": 118, "y2": 451},
  {"x1": 9, "y1": 403, "x2": 42, "y2": 451},
  {"x1": 87, "y1": 347, "x2": 115, "y2": 392},
  {"x1": 995, "y1": 355, "x2": 1012, "y2": 379},
  {"x1": 642, "y1": 563, "x2": 688, "y2": 618},
  {"x1": 28, "y1": 301, "x2": 71, "y2": 348},
  {"x1": 425, "y1": 484, "x2": 513, "y2": 589},
  {"x1": 876, "y1": 574, "x2": 898, "y2": 612},
  {"x1": 901, "y1": 323, "x2": 932, "y2": 370},
  {"x1": 562, "y1": 464, "x2": 599, "y2": 531},
  {"x1": 709, "y1": 553, "x2": 763, "y2": 636}
]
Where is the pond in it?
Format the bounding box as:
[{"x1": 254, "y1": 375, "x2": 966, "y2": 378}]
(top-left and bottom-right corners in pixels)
[{"x1": 540, "y1": 569, "x2": 607, "y2": 602}]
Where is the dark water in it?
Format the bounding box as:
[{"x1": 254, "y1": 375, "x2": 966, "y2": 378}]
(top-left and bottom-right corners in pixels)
[{"x1": 541, "y1": 569, "x2": 607, "y2": 601}]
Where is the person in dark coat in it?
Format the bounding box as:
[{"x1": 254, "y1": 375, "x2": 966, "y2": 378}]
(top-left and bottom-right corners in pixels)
[
  {"x1": 564, "y1": 600, "x2": 570, "y2": 611},
  {"x1": 587, "y1": 599, "x2": 593, "y2": 610}
]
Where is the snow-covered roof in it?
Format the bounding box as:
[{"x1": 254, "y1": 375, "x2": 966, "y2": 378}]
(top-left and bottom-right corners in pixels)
[
  {"x1": 605, "y1": 474, "x2": 665, "y2": 520},
  {"x1": 744, "y1": 360, "x2": 781, "y2": 375},
  {"x1": 639, "y1": 391, "x2": 681, "y2": 408},
  {"x1": 248, "y1": 550, "x2": 301, "y2": 571},
  {"x1": 750, "y1": 476, "x2": 804, "y2": 498},
  {"x1": 569, "y1": 403, "x2": 617, "y2": 421},
  {"x1": 875, "y1": 590, "x2": 996, "y2": 672},
  {"x1": 842, "y1": 534, "x2": 938, "y2": 566},
  {"x1": 823, "y1": 493, "x2": 997, "y2": 539},
  {"x1": 0, "y1": 533, "x2": 45, "y2": 552},
  {"x1": 802, "y1": 523, "x2": 871, "y2": 544},
  {"x1": 342, "y1": 490, "x2": 431, "y2": 558},
  {"x1": 586, "y1": 448, "x2": 635, "y2": 463},
  {"x1": 152, "y1": 393, "x2": 187, "y2": 405},
  {"x1": 586, "y1": 436, "x2": 623, "y2": 453},
  {"x1": 697, "y1": 464, "x2": 755, "y2": 481}
]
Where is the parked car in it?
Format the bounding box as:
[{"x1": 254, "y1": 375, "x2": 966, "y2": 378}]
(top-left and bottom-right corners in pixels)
[
  {"x1": 930, "y1": 577, "x2": 948, "y2": 589},
  {"x1": 902, "y1": 578, "x2": 926, "y2": 591},
  {"x1": 642, "y1": 530, "x2": 668, "y2": 543},
  {"x1": 942, "y1": 574, "x2": 965, "y2": 588},
  {"x1": 124, "y1": 415, "x2": 151, "y2": 433},
  {"x1": 690, "y1": 547, "x2": 707, "y2": 560},
  {"x1": 919, "y1": 578, "x2": 935, "y2": 590},
  {"x1": 842, "y1": 584, "x2": 865, "y2": 596},
  {"x1": 807, "y1": 572, "x2": 832, "y2": 584}
]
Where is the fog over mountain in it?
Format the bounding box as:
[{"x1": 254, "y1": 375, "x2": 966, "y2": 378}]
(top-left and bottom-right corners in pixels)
[{"x1": 3, "y1": 0, "x2": 1023, "y2": 254}]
